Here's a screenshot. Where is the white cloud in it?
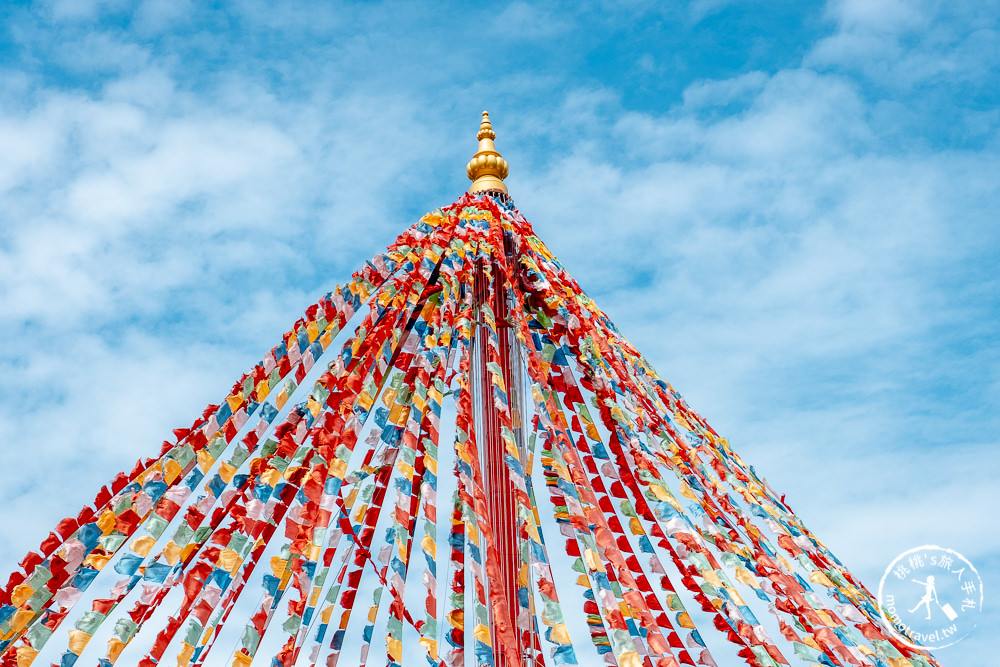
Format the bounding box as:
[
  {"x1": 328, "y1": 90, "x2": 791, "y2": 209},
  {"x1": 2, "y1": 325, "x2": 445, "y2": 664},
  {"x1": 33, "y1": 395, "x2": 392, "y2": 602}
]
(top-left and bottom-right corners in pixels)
[
  {"x1": 133, "y1": 0, "x2": 194, "y2": 33},
  {"x1": 688, "y1": 0, "x2": 734, "y2": 24},
  {"x1": 0, "y1": 87, "x2": 310, "y2": 335},
  {"x1": 682, "y1": 70, "x2": 768, "y2": 108},
  {"x1": 825, "y1": 0, "x2": 930, "y2": 34},
  {"x1": 66, "y1": 117, "x2": 299, "y2": 226},
  {"x1": 0, "y1": 106, "x2": 63, "y2": 194},
  {"x1": 52, "y1": 30, "x2": 154, "y2": 73},
  {"x1": 810, "y1": 0, "x2": 1000, "y2": 91},
  {"x1": 42, "y1": 0, "x2": 130, "y2": 23},
  {"x1": 493, "y1": 1, "x2": 573, "y2": 38}
]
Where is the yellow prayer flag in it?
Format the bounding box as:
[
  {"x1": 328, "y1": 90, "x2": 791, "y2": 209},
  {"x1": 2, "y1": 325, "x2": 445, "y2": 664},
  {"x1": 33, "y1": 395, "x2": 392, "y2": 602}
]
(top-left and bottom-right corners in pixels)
[
  {"x1": 649, "y1": 485, "x2": 670, "y2": 502},
  {"x1": 809, "y1": 570, "x2": 834, "y2": 589},
  {"x1": 388, "y1": 403, "x2": 407, "y2": 426},
  {"x1": 196, "y1": 448, "x2": 215, "y2": 474},
  {"x1": 583, "y1": 548, "x2": 604, "y2": 572},
  {"x1": 307, "y1": 397, "x2": 322, "y2": 418},
  {"x1": 218, "y1": 549, "x2": 242, "y2": 574},
  {"x1": 254, "y1": 379, "x2": 268, "y2": 399},
  {"x1": 270, "y1": 557, "x2": 287, "y2": 578},
  {"x1": 419, "y1": 637, "x2": 438, "y2": 661},
  {"x1": 702, "y1": 569, "x2": 723, "y2": 588},
  {"x1": 330, "y1": 458, "x2": 348, "y2": 480},
  {"x1": 67, "y1": 630, "x2": 91, "y2": 655},
  {"x1": 619, "y1": 650, "x2": 642, "y2": 667},
  {"x1": 130, "y1": 536, "x2": 156, "y2": 557},
  {"x1": 218, "y1": 462, "x2": 237, "y2": 484},
  {"x1": 84, "y1": 552, "x2": 112, "y2": 571},
  {"x1": 181, "y1": 543, "x2": 199, "y2": 562},
  {"x1": 260, "y1": 468, "x2": 282, "y2": 487},
  {"x1": 97, "y1": 510, "x2": 116, "y2": 535},
  {"x1": 107, "y1": 638, "x2": 126, "y2": 662},
  {"x1": 9, "y1": 609, "x2": 34, "y2": 634},
  {"x1": 734, "y1": 567, "x2": 759, "y2": 589},
  {"x1": 10, "y1": 584, "x2": 33, "y2": 607},
  {"x1": 725, "y1": 586, "x2": 746, "y2": 606},
  {"x1": 550, "y1": 623, "x2": 571, "y2": 644},
  {"x1": 473, "y1": 624, "x2": 491, "y2": 643},
  {"x1": 225, "y1": 394, "x2": 243, "y2": 412},
  {"x1": 352, "y1": 503, "x2": 368, "y2": 524},
  {"x1": 15, "y1": 646, "x2": 38, "y2": 667},
  {"x1": 381, "y1": 388, "x2": 397, "y2": 409},
  {"x1": 396, "y1": 461, "x2": 415, "y2": 481},
  {"x1": 164, "y1": 458, "x2": 184, "y2": 484},
  {"x1": 177, "y1": 642, "x2": 195, "y2": 666}
]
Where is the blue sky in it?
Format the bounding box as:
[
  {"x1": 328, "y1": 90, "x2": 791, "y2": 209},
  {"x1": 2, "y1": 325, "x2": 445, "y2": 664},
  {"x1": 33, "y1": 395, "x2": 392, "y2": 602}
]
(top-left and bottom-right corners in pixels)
[{"x1": 0, "y1": 0, "x2": 998, "y2": 663}]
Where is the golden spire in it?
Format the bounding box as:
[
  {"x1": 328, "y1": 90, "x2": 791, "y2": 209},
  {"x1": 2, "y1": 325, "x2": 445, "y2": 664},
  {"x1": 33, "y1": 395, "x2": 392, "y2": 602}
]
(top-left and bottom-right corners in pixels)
[{"x1": 466, "y1": 110, "x2": 509, "y2": 195}]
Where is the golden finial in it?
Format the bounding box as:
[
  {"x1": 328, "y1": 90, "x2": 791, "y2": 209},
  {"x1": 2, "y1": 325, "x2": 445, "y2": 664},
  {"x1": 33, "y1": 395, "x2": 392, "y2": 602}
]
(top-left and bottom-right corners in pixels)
[{"x1": 466, "y1": 110, "x2": 509, "y2": 195}]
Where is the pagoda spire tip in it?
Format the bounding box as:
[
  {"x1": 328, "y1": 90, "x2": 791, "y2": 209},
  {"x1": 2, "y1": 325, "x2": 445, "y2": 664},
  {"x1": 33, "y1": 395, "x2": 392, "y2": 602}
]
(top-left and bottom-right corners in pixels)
[{"x1": 466, "y1": 110, "x2": 509, "y2": 195}]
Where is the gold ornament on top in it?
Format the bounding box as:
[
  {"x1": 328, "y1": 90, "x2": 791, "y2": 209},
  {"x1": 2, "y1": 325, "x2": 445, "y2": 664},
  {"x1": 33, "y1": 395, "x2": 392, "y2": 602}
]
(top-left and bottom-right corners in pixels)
[{"x1": 466, "y1": 110, "x2": 510, "y2": 195}]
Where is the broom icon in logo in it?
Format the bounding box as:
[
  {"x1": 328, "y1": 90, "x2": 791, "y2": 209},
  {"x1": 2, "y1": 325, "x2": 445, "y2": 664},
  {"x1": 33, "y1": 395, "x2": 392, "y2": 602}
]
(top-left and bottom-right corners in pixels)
[{"x1": 908, "y1": 575, "x2": 959, "y2": 621}]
